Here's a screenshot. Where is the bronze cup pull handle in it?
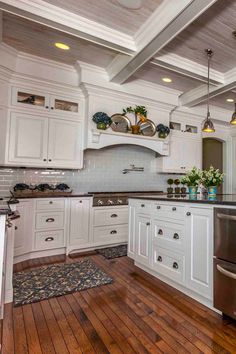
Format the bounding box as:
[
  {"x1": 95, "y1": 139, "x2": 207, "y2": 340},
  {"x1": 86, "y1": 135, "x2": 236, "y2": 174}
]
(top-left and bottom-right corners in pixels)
[{"x1": 46, "y1": 218, "x2": 55, "y2": 223}]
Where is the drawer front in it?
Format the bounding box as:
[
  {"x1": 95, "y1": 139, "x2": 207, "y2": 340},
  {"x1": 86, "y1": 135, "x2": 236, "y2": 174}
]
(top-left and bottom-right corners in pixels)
[
  {"x1": 152, "y1": 246, "x2": 185, "y2": 284},
  {"x1": 35, "y1": 211, "x2": 64, "y2": 229},
  {"x1": 36, "y1": 199, "x2": 65, "y2": 211},
  {"x1": 94, "y1": 207, "x2": 128, "y2": 226},
  {"x1": 93, "y1": 224, "x2": 128, "y2": 244},
  {"x1": 154, "y1": 203, "x2": 185, "y2": 221},
  {"x1": 135, "y1": 201, "x2": 153, "y2": 214},
  {"x1": 34, "y1": 230, "x2": 64, "y2": 250},
  {"x1": 153, "y1": 220, "x2": 185, "y2": 251}
]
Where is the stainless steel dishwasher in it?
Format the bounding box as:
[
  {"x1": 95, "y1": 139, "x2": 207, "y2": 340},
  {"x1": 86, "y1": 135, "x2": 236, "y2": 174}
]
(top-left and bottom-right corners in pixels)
[{"x1": 214, "y1": 208, "x2": 236, "y2": 319}]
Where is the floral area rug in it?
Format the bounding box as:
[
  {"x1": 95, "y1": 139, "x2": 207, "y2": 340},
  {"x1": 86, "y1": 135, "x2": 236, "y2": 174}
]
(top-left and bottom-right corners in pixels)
[
  {"x1": 95, "y1": 244, "x2": 127, "y2": 259},
  {"x1": 13, "y1": 259, "x2": 113, "y2": 306}
]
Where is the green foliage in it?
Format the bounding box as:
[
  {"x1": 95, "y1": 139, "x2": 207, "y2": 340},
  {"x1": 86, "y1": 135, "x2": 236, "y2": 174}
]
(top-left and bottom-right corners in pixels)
[
  {"x1": 174, "y1": 179, "x2": 180, "y2": 185},
  {"x1": 180, "y1": 167, "x2": 202, "y2": 187},
  {"x1": 122, "y1": 106, "x2": 147, "y2": 124},
  {"x1": 167, "y1": 178, "x2": 174, "y2": 185},
  {"x1": 201, "y1": 166, "x2": 224, "y2": 187}
]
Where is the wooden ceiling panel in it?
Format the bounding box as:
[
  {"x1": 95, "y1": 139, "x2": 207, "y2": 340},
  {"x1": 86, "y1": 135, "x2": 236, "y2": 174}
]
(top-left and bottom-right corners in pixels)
[
  {"x1": 204, "y1": 90, "x2": 236, "y2": 111},
  {"x1": 43, "y1": 0, "x2": 163, "y2": 35},
  {"x1": 161, "y1": 0, "x2": 236, "y2": 73},
  {"x1": 133, "y1": 63, "x2": 204, "y2": 93},
  {"x1": 2, "y1": 13, "x2": 119, "y2": 67}
]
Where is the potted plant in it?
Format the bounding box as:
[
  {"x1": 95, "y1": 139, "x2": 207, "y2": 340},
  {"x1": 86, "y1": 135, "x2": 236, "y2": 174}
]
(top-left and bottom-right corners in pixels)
[
  {"x1": 174, "y1": 179, "x2": 181, "y2": 194},
  {"x1": 180, "y1": 167, "x2": 201, "y2": 195},
  {"x1": 181, "y1": 182, "x2": 187, "y2": 194},
  {"x1": 122, "y1": 105, "x2": 147, "y2": 134},
  {"x1": 200, "y1": 166, "x2": 223, "y2": 196},
  {"x1": 92, "y1": 112, "x2": 112, "y2": 130},
  {"x1": 167, "y1": 178, "x2": 174, "y2": 194},
  {"x1": 156, "y1": 124, "x2": 170, "y2": 139}
]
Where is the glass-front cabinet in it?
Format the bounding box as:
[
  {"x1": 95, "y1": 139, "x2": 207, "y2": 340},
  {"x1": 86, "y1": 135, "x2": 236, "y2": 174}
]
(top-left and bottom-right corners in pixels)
[
  {"x1": 169, "y1": 120, "x2": 199, "y2": 135},
  {"x1": 12, "y1": 88, "x2": 79, "y2": 116}
]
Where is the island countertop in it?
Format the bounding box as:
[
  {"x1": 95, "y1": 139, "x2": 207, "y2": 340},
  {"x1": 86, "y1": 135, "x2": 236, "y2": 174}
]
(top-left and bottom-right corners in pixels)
[{"x1": 129, "y1": 194, "x2": 236, "y2": 206}]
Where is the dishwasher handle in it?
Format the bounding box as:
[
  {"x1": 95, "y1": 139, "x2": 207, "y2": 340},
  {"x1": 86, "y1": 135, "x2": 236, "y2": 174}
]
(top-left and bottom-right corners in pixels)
[
  {"x1": 216, "y1": 213, "x2": 236, "y2": 221},
  {"x1": 217, "y1": 264, "x2": 236, "y2": 280}
]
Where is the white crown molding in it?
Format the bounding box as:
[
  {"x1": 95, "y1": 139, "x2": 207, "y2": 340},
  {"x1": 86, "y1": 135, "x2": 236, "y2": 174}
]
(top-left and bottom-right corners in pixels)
[
  {"x1": 0, "y1": 42, "x2": 18, "y2": 55},
  {"x1": 134, "y1": 0, "x2": 192, "y2": 51},
  {"x1": 224, "y1": 67, "x2": 236, "y2": 83},
  {"x1": 0, "y1": 0, "x2": 136, "y2": 52},
  {"x1": 152, "y1": 52, "x2": 225, "y2": 85}
]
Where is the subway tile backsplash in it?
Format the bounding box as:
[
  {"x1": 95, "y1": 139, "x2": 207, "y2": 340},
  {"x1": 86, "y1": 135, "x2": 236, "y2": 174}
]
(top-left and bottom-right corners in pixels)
[{"x1": 0, "y1": 146, "x2": 176, "y2": 196}]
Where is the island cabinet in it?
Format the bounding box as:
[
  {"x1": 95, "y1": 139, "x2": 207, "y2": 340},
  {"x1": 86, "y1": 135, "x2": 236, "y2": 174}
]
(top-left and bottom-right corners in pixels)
[{"x1": 128, "y1": 199, "x2": 214, "y2": 307}]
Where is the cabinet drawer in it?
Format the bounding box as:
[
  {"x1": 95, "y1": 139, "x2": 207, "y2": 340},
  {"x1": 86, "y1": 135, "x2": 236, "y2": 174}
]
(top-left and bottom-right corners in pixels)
[
  {"x1": 152, "y1": 246, "x2": 185, "y2": 284},
  {"x1": 36, "y1": 199, "x2": 65, "y2": 211},
  {"x1": 34, "y1": 230, "x2": 64, "y2": 250},
  {"x1": 35, "y1": 211, "x2": 64, "y2": 229},
  {"x1": 135, "y1": 201, "x2": 153, "y2": 214},
  {"x1": 153, "y1": 220, "x2": 185, "y2": 251},
  {"x1": 93, "y1": 224, "x2": 128, "y2": 244},
  {"x1": 94, "y1": 207, "x2": 128, "y2": 226},
  {"x1": 154, "y1": 203, "x2": 185, "y2": 221}
]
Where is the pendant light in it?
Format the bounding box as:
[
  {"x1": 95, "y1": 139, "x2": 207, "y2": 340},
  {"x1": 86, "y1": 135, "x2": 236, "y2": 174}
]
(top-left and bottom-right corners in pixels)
[
  {"x1": 230, "y1": 103, "x2": 236, "y2": 125},
  {"x1": 202, "y1": 49, "x2": 215, "y2": 133}
]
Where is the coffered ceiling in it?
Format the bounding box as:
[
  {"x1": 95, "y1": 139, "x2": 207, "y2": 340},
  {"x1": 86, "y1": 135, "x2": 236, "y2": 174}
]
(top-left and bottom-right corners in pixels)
[
  {"x1": 43, "y1": 0, "x2": 163, "y2": 35},
  {"x1": 0, "y1": 0, "x2": 236, "y2": 111}
]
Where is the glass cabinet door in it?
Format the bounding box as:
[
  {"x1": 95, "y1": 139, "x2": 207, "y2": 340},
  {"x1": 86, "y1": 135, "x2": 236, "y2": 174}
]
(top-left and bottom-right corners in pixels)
[
  {"x1": 12, "y1": 88, "x2": 49, "y2": 109},
  {"x1": 51, "y1": 97, "x2": 79, "y2": 114}
]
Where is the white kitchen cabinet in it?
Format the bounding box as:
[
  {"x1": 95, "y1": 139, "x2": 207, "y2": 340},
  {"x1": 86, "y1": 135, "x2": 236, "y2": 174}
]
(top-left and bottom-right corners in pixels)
[
  {"x1": 8, "y1": 113, "x2": 48, "y2": 165},
  {"x1": 135, "y1": 214, "x2": 151, "y2": 267},
  {"x1": 185, "y1": 207, "x2": 213, "y2": 299},
  {"x1": 128, "y1": 204, "x2": 136, "y2": 259},
  {"x1": 157, "y1": 135, "x2": 202, "y2": 173},
  {"x1": 8, "y1": 113, "x2": 83, "y2": 169},
  {"x1": 69, "y1": 198, "x2": 91, "y2": 249},
  {"x1": 14, "y1": 200, "x2": 34, "y2": 257}
]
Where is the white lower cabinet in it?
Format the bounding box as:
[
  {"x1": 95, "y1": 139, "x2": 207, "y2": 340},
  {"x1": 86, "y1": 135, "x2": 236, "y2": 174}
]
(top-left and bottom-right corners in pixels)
[
  {"x1": 129, "y1": 199, "x2": 214, "y2": 306},
  {"x1": 69, "y1": 198, "x2": 91, "y2": 248},
  {"x1": 14, "y1": 200, "x2": 34, "y2": 257},
  {"x1": 185, "y1": 207, "x2": 213, "y2": 299},
  {"x1": 135, "y1": 214, "x2": 151, "y2": 267}
]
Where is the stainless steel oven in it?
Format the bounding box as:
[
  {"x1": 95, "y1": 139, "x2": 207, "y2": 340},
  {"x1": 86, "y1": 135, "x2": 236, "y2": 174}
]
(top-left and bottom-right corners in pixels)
[{"x1": 214, "y1": 208, "x2": 236, "y2": 319}]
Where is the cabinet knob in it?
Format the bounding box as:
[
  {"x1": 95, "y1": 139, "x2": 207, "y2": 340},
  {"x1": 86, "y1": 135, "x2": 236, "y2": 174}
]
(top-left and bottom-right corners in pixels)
[
  {"x1": 186, "y1": 212, "x2": 191, "y2": 216},
  {"x1": 79, "y1": 200, "x2": 82, "y2": 203},
  {"x1": 173, "y1": 233, "x2": 179, "y2": 240},
  {"x1": 49, "y1": 201, "x2": 53, "y2": 204},
  {"x1": 141, "y1": 204, "x2": 145, "y2": 208},
  {"x1": 110, "y1": 214, "x2": 118, "y2": 218},
  {"x1": 51, "y1": 107, "x2": 54, "y2": 110},
  {"x1": 158, "y1": 229, "x2": 163, "y2": 235},
  {"x1": 46, "y1": 218, "x2": 55, "y2": 223},
  {"x1": 43, "y1": 158, "x2": 47, "y2": 162},
  {"x1": 173, "y1": 262, "x2": 179, "y2": 269},
  {"x1": 110, "y1": 230, "x2": 117, "y2": 234},
  {"x1": 157, "y1": 256, "x2": 162, "y2": 262},
  {"x1": 49, "y1": 159, "x2": 52, "y2": 162},
  {"x1": 172, "y1": 207, "x2": 176, "y2": 211},
  {"x1": 45, "y1": 105, "x2": 49, "y2": 109},
  {"x1": 156, "y1": 206, "x2": 161, "y2": 210},
  {"x1": 45, "y1": 237, "x2": 54, "y2": 242},
  {"x1": 15, "y1": 226, "x2": 18, "y2": 230},
  {"x1": 146, "y1": 222, "x2": 150, "y2": 226}
]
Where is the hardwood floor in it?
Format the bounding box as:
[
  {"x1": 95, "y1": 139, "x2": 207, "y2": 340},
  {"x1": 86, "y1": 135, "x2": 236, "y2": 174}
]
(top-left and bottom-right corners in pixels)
[{"x1": 3, "y1": 254, "x2": 236, "y2": 354}]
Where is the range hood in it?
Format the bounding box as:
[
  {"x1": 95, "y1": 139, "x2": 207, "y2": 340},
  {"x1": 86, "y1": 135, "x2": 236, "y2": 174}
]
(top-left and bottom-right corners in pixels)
[{"x1": 86, "y1": 129, "x2": 169, "y2": 156}]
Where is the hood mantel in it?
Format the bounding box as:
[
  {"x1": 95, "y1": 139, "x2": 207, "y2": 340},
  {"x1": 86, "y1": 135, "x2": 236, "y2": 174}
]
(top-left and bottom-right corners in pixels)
[{"x1": 87, "y1": 129, "x2": 169, "y2": 155}]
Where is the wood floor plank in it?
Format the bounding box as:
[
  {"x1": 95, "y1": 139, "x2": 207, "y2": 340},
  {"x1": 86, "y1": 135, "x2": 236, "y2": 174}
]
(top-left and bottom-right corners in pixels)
[
  {"x1": 31, "y1": 302, "x2": 56, "y2": 354},
  {"x1": 4, "y1": 253, "x2": 236, "y2": 354},
  {"x1": 22, "y1": 304, "x2": 43, "y2": 354}
]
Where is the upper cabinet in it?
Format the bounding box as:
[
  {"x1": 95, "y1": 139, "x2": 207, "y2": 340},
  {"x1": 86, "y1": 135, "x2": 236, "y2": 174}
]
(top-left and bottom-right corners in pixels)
[
  {"x1": 8, "y1": 113, "x2": 83, "y2": 169},
  {"x1": 12, "y1": 88, "x2": 79, "y2": 118}
]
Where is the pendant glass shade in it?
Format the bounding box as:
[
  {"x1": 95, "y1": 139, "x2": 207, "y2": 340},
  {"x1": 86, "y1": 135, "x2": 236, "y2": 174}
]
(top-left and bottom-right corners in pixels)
[
  {"x1": 230, "y1": 103, "x2": 236, "y2": 125},
  {"x1": 202, "y1": 112, "x2": 215, "y2": 133}
]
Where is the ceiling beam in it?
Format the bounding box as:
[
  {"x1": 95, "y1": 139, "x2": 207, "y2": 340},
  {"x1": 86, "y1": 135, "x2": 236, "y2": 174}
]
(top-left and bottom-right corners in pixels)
[
  {"x1": 180, "y1": 81, "x2": 236, "y2": 107},
  {"x1": 0, "y1": 0, "x2": 136, "y2": 54},
  {"x1": 108, "y1": 0, "x2": 218, "y2": 84}
]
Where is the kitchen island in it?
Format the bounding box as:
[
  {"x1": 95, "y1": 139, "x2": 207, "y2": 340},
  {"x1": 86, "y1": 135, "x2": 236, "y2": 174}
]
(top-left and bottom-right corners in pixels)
[{"x1": 128, "y1": 195, "x2": 236, "y2": 312}]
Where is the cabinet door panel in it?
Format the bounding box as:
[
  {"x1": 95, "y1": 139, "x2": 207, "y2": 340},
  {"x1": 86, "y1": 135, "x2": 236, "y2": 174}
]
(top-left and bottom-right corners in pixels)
[
  {"x1": 135, "y1": 215, "x2": 151, "y2": 266},
  {"x1": 186, "y1": 207, "x2": 213, "y2": 299},
  {"x1": 69, "y1": 198, "x2": 91, "y2": 246},
  {"x1": 184, "y1": 139, "x2": 202, "y2": 171},
  {"x1": 14, "y1": 200, "x2": 34, "y2": 257},
  {"x1": 8, "y1": 113, "x2": 48, "y2": 165},
  {"x1": 162, "y1": 137, "x2": 183, "y2": 173},
  {"x1": 48, "y1": 119, "x2": 82, "y2": 168},
  {"x1": 128, "y1": 205, "x2": 136, "y2": 259}
]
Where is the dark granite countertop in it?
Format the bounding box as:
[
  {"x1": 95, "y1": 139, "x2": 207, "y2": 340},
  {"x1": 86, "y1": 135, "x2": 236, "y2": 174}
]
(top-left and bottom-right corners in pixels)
[
  {"x1": 13, "y1": 193, "x2": 93, "y2": 199},
  {"x1": 0, "y1": 208, "x2": 11, "y2": 215},
  {"x1": 129, "y1": 194, "x2": 236, "y2": 206}
]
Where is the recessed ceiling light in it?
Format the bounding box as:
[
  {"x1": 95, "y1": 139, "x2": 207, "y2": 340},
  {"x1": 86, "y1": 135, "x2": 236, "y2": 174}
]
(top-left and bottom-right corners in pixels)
[
  {"x1": 162, "y1": 77, "x2": 172, "y2": 83},
  {"x1": 54, "y1": 42, "x2": 70, "y2": 50},
  {"x1": 226, "y1": 98, "x2": 234, "y2": 103},
  {"x1": 116, "y1": 0, "x2": 142, "y2": 10}
]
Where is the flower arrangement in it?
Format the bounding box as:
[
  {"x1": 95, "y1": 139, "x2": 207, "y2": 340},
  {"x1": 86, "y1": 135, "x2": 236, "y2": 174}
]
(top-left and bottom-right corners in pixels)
[
  {"x1": 180, "y1": 167, "x2": 202, "y2": 187},
  {"x1": 156, "y1": 124, "x2": 170, "y2": 138},
  {"x1": 92, "y1": 112, "x2": 112, "y2": 130},
  {"x1": 201, "y1": 166, "x2": 223, "y2": 187},
  {"x1": 122, "y1": 105, "x2": 147, "y2": 124}
]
